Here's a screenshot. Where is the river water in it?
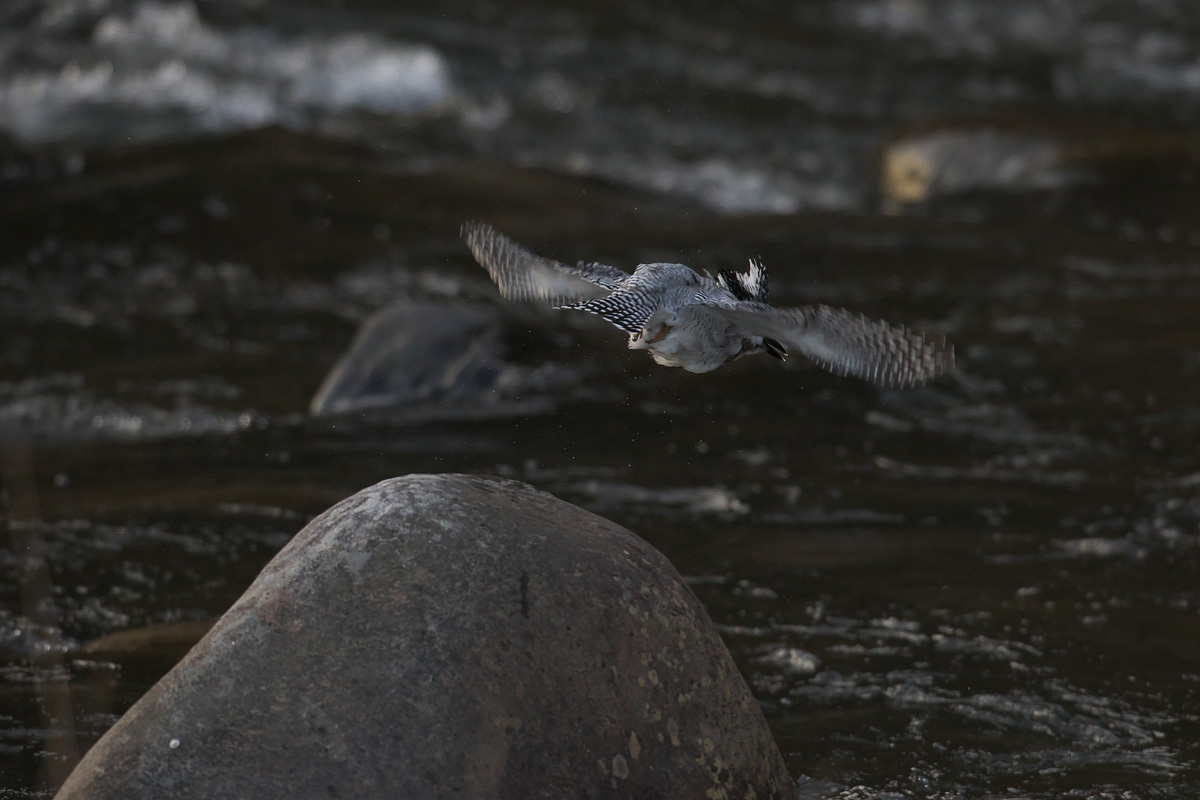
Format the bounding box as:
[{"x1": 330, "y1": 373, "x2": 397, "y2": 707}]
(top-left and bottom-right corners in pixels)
[{"x1": 2, "y1": 0, "x2": 1200, "y2": 797}]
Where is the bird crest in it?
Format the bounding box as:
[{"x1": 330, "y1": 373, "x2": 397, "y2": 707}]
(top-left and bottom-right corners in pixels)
[{"x1": 716, "y1": 258, "x2": 769, "y2": 303}]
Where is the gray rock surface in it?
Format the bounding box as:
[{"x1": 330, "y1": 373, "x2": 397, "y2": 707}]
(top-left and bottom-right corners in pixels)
[{"x1": 56, "y1": 474, "x2": 793, "y2": 800}]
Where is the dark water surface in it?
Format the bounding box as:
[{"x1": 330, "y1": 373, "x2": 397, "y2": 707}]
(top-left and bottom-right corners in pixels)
[{"x1": 3, "y1": 0, "x2": 1200, "y2": 797}]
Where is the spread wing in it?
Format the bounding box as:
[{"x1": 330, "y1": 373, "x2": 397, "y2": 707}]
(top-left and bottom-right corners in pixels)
[
  {"x1": 556, "y1": 291, "x2": 660, "y2": 334},
  {"x1": 701, "y1": 303, "x2": 954, "y2": 388},
  {"x1": 460, "y1": 221, "x2": 628, "y2": 305},
  {"x1": 558, "y1": 264, "x2": 728, "y2": 335}
]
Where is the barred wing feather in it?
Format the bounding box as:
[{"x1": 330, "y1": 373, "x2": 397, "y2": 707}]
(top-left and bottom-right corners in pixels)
[
  {"x1": 460, "y1": 221, "x2": 627, "y2": 305},
  {"x1": 710, "y1": 304, "x2": 954, "y2": 388}
]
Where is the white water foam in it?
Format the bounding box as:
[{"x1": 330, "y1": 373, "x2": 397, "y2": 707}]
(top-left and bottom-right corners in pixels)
[{"x1": 0, "y1": 1, "x2": 452, "y2": 144}]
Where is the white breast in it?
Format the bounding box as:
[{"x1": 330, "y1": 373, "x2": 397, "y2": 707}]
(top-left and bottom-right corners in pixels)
[{"x1": 631, "y1": 308, "x2": 743, "y2": 373}]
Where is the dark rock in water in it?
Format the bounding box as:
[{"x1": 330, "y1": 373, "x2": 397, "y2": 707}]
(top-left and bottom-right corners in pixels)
[
  {"x1": 55, "y1": 474, "x2": 792, "y2": 800},
  {"x1": 310, "y1": 301, "x2": 505, "y2": 415}
]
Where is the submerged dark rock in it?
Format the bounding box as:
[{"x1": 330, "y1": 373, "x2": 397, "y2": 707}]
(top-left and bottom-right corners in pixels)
[
  {"x1": 309, "y1": 300, "x2": 505, "y2": 415},
  {"x1": 74, "y1": 621, "x2": 215, "y2": 674},
  {"x1": 55, "y1": 474, "x2": 792, "y2": 800}
]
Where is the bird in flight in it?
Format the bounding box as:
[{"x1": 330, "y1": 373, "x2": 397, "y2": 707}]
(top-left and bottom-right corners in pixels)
[{"x1": 461, "y1": 221, "x2": 953, "y2": 388}]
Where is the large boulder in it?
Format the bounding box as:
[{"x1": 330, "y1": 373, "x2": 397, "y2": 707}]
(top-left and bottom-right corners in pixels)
[{"x1": 57, "y1": 474, "x2": 793, "y2": 799}]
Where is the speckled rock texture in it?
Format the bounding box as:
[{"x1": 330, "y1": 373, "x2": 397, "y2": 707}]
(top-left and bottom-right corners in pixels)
[{"x1": 56, "y1": 474, "x2": 792, "y2": 800}]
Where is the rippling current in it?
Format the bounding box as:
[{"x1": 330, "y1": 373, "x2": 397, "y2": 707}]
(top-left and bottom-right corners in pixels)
[{"x1": 2, "y1": 0, "x2": 1200, "y2": 797}]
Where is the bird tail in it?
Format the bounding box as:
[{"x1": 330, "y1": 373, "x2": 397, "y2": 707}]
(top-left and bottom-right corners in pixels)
[{"x1": 763, "y1": 337, "x2": 787, "y2": 360}]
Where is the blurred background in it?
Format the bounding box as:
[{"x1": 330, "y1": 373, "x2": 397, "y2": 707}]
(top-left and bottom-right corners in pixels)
[{"x1": 2, "y1": 0, "x2": 1200, "y2": 797}]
